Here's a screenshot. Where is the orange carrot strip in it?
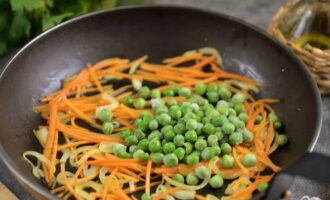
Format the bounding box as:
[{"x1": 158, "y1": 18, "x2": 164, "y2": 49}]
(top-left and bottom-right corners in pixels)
[
  {"x1": 195, "y1": 194, "x2": 207, "y2": 200},
  {"x1": 60, "y1": 163, "x2": 83, "y2": 200},
  {"x1": 88, "y1": 65, "x2": 104, "y2": 93},
  {"x1": 233, "y1": 147, "x2": 249, "y2": 175},
  {"x1": 146, "y1": 160, "x2": 152, "y2": 195}
]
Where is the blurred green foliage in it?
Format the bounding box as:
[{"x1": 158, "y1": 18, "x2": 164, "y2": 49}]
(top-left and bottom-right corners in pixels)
[{"x1": 0, "y1": 0, "x2": 153, "y2": 55}]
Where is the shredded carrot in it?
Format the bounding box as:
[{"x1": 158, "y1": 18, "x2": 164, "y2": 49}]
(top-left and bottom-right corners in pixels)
[
  {"x1": 152, "y1": 187, "x2": 182, "y2": 200},
  {"x1": 146, "y1": 160, "x2": 152, "y2": 195}
]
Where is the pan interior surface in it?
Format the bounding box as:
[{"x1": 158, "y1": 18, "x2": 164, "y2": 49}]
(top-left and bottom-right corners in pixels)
[{"x1": 0, "y1": 6, "x2": 321, "y2": 199}]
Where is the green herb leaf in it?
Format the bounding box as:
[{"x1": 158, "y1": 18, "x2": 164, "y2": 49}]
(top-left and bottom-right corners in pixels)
[
  {"x1": 8, "y1": 12, "x2": 31, "y2": 44},
  {"x1": 41, "y1": 12, "x2": 73, "y2": 31},
  {"x1": 10, "y1": 0, "x2": 46, "y2": 12}
]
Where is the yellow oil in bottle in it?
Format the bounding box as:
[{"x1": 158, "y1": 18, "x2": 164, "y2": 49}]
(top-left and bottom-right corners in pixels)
[{"x1": 279, "y1": 0, "x2": 330, "y2": 49}]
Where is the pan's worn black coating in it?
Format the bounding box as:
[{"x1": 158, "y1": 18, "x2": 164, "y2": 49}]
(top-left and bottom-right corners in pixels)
[{"x1": 0, "y1": 6, "x2": 322, "y2": 200}]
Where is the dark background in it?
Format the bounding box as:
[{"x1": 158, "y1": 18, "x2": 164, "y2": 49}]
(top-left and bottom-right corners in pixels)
[{"x1": 0, "y1": 0, "x2": 329, "y2": 199}]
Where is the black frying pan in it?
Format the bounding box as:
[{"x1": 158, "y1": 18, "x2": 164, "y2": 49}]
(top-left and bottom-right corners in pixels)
[{"x1": 0, "y1": 5, "x2": 326, "y2": 200}]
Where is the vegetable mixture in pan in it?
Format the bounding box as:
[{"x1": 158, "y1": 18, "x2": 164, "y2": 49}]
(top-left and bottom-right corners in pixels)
[{"x1": 24, "y1": 48, "x2": 288, "y2": 200}]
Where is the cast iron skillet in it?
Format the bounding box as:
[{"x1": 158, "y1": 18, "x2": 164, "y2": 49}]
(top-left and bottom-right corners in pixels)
[{"x1": 0, "y1": 5, "x2": 326, "y2": 200}]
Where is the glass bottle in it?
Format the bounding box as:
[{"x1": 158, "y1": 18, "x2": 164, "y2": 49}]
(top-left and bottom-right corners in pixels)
[{"x1": 278, "y1": 0, "x2": 330, "y2": 49}]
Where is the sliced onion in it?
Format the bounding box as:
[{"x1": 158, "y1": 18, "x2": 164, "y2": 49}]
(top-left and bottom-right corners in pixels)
[
  {"x1": 95, "y1": 93, "x2": 119, "y2": 116},
  {"x1": 69, "y1": 146, "x2": 99, "y2": 167},
  {"x1": 56, "y1": 171, "x2": 74, "y2": 185},
  {"x1": 206, "y1": 194, "x2": 220, "y2": 200},
  {"x1": 83, "y1": 165, "x2": 100, "y2": 177},
  {"x1": 224, "y1": 80, "x2": 259, "y2": 93},
  {"x1": 183, "y1": 50, "x2": 197, "y2": 56},
  {"x1": 75, "y1": 181, "x2": 103, "y2": 200},
  {"x1": 129, "y1": 56, "x2": 146, "y2": 90},
  {"x1": 209, "y1": 157, "x2": 242, "y2": 179},
  {"x1": 60, "y1": 149, "x2": 71, "y2": 163},
  {"x1": 33, "y1": 127, "x2": 48, "y2": 147},
  {"x1": 132, "y1": 79, "x2": 142, "y2": 90},
  {"x1": 172, "y1": 190, "x2": 196, "y2": 200},
  {"x1": 99, "y1": 142, "x2": 118, "y2": 153},
  {"x1": 99, "y1": 167, "x2": 110, "y2": 184},
  {"x1": 164, "y1": 175, "x2": 210, "y2": 191},
  {"x1": 129, "y1": 181, "x2": 136, "y2": 192},
  {"x1": 23, "y1": 151, "x2": 54, "y2": 179},
  {"x1": 269, "y1": 133, "x2": 280, "y2": 155}
]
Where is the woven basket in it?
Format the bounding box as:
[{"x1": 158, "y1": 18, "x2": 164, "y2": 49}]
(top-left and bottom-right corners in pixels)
[{"x1": 269, "y1": 0, "x2": 330, "y2": 94}]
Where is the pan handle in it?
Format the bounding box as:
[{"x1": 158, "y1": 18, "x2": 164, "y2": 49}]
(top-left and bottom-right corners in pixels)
[{"x1": 258, "y1": 152, "x2": 330, "y2": 200}]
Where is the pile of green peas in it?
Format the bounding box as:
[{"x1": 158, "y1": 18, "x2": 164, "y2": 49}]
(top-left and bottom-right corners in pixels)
[{"x1": 101, "y1": 83, "x2": 288, "y2": 170}]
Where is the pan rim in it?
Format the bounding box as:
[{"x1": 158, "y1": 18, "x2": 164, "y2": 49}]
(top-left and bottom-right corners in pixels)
[{"x1": 0, "y1": 5, "x2": 322, "y2": 200}]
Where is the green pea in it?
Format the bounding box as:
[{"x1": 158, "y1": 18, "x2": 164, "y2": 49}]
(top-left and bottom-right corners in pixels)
[
  {"x1": 148, "y1": 131, "x2": 160, "y2": 140},
  {"x1": 150, "y1": 89, "x2": 161, "y2": 99},
  {"x1": 174, "y1": 135, "x2": 185, "y2": 147},
  {"x1": 185, "y1": 130, "x2": 198, "y2": 142},
  {"x1": 141, "y1": 193, "x2": 151, "y2": 200},
  {"x1": 194, "y1": 83, "x2": 207, "y2": 95},
  {"x1": 217, "y1": 100, "x2": 229, "y2": 108},
  {"x1": 191, "y1": 103, "x2": 200, "y2": 112},
  {"x1": 113, "y1": 144, "x2": 126, "y2": 155},
  {"x1": 196, "y1": 123, "x2": 204, "y2": 135},
  {"x1": 129, "y1": 145, "x2": 138, "y2": 153},
  {"x1": 198, "y1": 98, "x2": 208, "y2": 106},
  {"x1": 217, "y1": 105, "x2": 229, "y2": 116},
  {"x1": 203, "y1": 103, "x2": 214, "y2": 112},
  {"x1": 201, "y1": 147, "x2": 214, "y2": 161},
  {"x1": 211, "y1": 146, "x2": 221, "y2": 156},
  {"x1": 191, "y1": 150, "x2": 201, "y2": 158},
  {"x1": 221, "y1": 155, "x2": 234, "y2": 168},
  {"x1": 139, "y1": 152, "x2": 149, "y2": 161},
  {"x1": 209, "y1": 175, "x2": 224, "y2": 188},
  {"x1": 218, "y1": 86, "x2": 232, "y2": 100},
  {"x1": 229, "y1": 132, "x2": 243, "y2": 145},
  {"x1": 215, "y1": 129, "x2": 224, "y2": 140},
  {"x1": 211, "y1": 115, "x2": 228, "y2": 127},
  {"x1": 228, "y1": 115, "x2": 239, "y2": 123},
  {"x1": 180, "y1": 104, "x2": 192, "y2": 115},
  {"x1": 151, "y1": 100, "x2": 164, "y2": 110},
  {"x1": 222, "y1": 122, "x2": 235, "y2": 134},
  {"x1": 208, "y1": 135, "x2": 219, "y2": 146},
  {"x1": 232, "y1": 93, "x2": 245, "y2": 104},
  {"x1": 126, "y1": 135, "x2": 139, "y2": 146},
  {"x1": 163, "y1": 88, "x2": 175, "y2": 97},
  {"x1": 173, "y1": 174, "x2": 185, "y2": 184},
  {"x1": 123, "y1": 96, "x2": 133, "y2": 105},
  {"x1": 174, "y1": 147, "x2": 185, "y2": 160},
  {"x1": 277, "y1": 134, "x2": 288, "y2": 146},
  {"x1": 241, "y1": 153, "x2": 257, "y2": 167},
  {"x1": 186, "y1": 154, "x2": 199, "y2": 166},
  {"x1": 155, "y1": 105, "x2": 168, "y2": 115},
  {"x1": 163, "y1": 129, "x2": 175, "y2": 141},
  {"x1": 255, "y1": 115, "x2": 262, "y2": 124},
  {"x1": 157, "y1": 113, "x2": 171, "y2": 126},
  {"x1": 138, "y1": 139, "x2": 149, "y2": 151},
  {"x1": 188, "y1": 97, "x2": 199, "y2": 104},
  {"x1": 195, "y1": 166, "x2": 210, "y2": 179},
  {"x1": 148, "y1": 139, "x2": 161, "y2": 152},
  {"x1": 257, "y1": 182, "x2": 269, "y2": 192},
  {"x1": 268, "y1": 113, "x2": 278, "y2": 122},
  {"x1": 195, "y1": 138, "x2": 208, "y2": 151},
  {"x1": 135, "y1": 120, "x2": 149, "y2": 132},
  {"x1": 207, "y1": 91, "x2": 219, "y2": 103},
  {"x1": 133, "y1": 149, "x2": 144, "y2": 159},
  {"x1": 163, "y1": 142, "x2": 176, "y2": 154},
  {"x1": 184, "y1": 112, "x2": 198, "y2": 121},
  {"x1": 133, "y1": 98, "x2": 146, "y2": 109},
  {"x1": 151, "y1": 152, "x2": 164, "y2": 164},
  {"x1": 134, "y1": 129, "x2": 145, "y2": 140},
  {"x1": 206, "y1": 83, "x2": 217, "y2": 92},
  {"x1": 234, "y1": 103, "x2": 245, "y2": 114},
  {"x1": 138, "y1": 86, "x2": 150, "y2": 98},
  {"x1": 178, "y1": 87, "x2": 191, "y2": 97},
  {"x1": 238, "y1": 113, "x2": 249, "y2": 122},
  {"x1": 220, "y1": 143, "x2": 232, "y2": 154},
  {"x1": 274, "y1": 121, "x2": 282, "y2": 130},
  {"x1": 119, "y1": 129, "x2": 131, "y2": 139},
  {"x1": 241, "y1": 129, "x2": 254, "y2": 143},
  {"x1": 167, "y1": 99, "x2": 178, "y2": 107},
  {"x1": 148, "y1": 119, "x2": 158, "y2": 131},
  {"x1": 99, "y1": 109, "x2": 112, "y2": 122},
  {"x1": 174, "y1": 123, "x2": 186, "y2": 135},
  {"x1": 186, "y1": 172, "x2": 199, "y2": 185},
  {"x1": 163, "y1": 153, "x2": 179, "y2": 167},
  {"x1": 234, "y1": 120, "x2": 245, "y2": 129},
  {"x1": 102, "y1": 122, "x2": 113, "y2": 134},
  {"x1": 203, "y1": 123, "x2": 216, "y2": 135},
  {"x1": 206, "y1": 109, "x2": 220, "y2": 119},
  {"x1": 183, "y1": 142, "x2": 193, "y2": 154},
  {"x1": 220, "y1": 136, "x2": 229, "y2": 144},
  {"x1": 186, "y1": 118, "x2": 198, "y2": 130},
  {"x1": 228, "y1": 108, "x2": 237, "y2": 116},
  {"x1": 117, "y1": 150, "x2": 132, "y2": 159}
]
